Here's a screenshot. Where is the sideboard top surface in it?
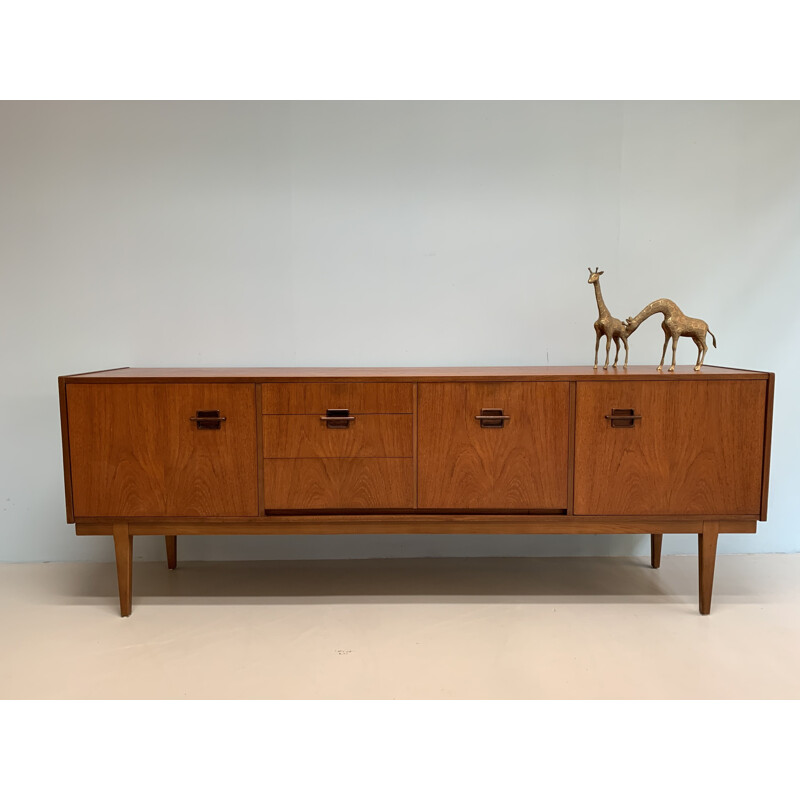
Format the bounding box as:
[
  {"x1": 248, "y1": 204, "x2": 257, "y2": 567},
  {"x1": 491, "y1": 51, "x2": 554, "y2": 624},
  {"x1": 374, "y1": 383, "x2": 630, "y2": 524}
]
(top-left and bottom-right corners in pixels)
[{"x1": 60, "y1": 365, "x2": 770, "y2": 383}]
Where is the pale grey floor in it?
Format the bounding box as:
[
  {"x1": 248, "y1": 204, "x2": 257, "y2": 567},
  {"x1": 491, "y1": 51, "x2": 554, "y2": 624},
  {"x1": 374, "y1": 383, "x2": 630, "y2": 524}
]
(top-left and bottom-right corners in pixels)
[{"x1": 1, "y1": 555, "x2": 799, "y2": 699}]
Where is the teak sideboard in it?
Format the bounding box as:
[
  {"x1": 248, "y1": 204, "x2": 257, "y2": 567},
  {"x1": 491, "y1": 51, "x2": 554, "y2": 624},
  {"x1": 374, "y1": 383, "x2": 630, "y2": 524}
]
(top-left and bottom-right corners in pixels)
[{"x1": 58, "y1": 366, "x2": 775, "y2": 616}]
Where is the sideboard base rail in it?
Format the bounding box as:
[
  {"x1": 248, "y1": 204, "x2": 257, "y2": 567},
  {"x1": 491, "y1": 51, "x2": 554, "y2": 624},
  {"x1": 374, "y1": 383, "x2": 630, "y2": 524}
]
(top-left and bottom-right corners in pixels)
[
  {"x1": 100, "y1": 518, "x2": 747, "y2": 617},
  {"x1": 76, "y1": 517, "x2": 757, "y2": 536}
]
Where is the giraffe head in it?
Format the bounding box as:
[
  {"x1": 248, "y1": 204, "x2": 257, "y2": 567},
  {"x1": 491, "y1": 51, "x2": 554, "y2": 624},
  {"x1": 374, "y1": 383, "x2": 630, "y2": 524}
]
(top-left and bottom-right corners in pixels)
[{"x1": 587, "y1": 267, "x2": 604, "y2": 284}]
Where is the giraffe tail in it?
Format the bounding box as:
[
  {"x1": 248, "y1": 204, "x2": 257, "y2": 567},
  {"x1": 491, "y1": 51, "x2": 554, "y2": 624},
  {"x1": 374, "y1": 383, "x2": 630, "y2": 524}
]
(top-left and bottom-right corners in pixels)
[{"x1": 709, "y1": 329, "x2": 717, "y2": 348}]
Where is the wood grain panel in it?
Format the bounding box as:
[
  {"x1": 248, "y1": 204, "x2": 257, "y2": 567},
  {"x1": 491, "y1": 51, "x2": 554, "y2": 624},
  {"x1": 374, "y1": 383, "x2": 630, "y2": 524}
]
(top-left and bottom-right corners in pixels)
[
  {"x1": 574, "y1": 380, "x2": 767, "y2": 515},
  {"x1": 417, "y1": 382, "x2": 570, "y2": 509},
  {"x1": 264, "y1": 458, "x2": 414, "y2": 509},
  {"x1": 162, "y1": 384, "x2": 259, "y2": 516},
  {"x1": 67, "y1": 383, "x2": 258, "y2": 517},
  {"x1": 263, "y1": 414, "x2": 412, "y2": 458},
  {"x1": 262, "y1": 382, "x2": 413, "y2": 413},
  {"x1": 68, "y1": 384, "x2": 168, "y2": 516}
]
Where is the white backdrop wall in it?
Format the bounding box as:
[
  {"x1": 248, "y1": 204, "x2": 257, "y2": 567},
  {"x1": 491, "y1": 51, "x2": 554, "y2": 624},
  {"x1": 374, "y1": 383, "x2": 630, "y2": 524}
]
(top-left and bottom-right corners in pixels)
[{"x1": 1, "y1": 101, "x2": 798, "y2": 562}]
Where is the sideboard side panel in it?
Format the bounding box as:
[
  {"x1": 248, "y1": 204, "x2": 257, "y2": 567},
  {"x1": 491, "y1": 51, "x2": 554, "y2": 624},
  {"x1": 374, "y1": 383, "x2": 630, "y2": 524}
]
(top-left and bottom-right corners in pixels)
[
  {"x1": 759, "y1": 372, "x2": 775, "y2": 521},
  {"x1": 58, "y1": 376, "x2": 75, "y2": 523}
]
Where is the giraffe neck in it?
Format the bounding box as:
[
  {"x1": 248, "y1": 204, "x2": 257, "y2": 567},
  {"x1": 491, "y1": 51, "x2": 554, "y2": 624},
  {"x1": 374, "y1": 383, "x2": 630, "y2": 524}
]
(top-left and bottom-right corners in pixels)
[
  {"x1": 626, "y1": 298, "x2": 682, "y2": 332},
  {"x1": 593, "y1": 281, "x2": 610, "y2": 318}
]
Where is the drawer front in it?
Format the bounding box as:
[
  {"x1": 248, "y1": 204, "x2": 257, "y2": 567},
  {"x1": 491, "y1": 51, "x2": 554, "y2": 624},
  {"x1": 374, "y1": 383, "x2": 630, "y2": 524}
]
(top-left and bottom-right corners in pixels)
[
  {"x1": 264, "y1": 414, "x2": 412, "y2": 458},
  {"x1": 264, "y1": 458, "x2": 414, "y2": 509},
  {"x1": 418, "y1": 382, "x2": 570, "y2": 510},
  {"x1": 68, "y1": 383, "x2": 259, "y2": 517},
  {"x1": 574, "y1": 380, "x2": 767, "y2": 515},
  {"x1": 262, "y1": 382, "x2": 413, "y2": 414}
]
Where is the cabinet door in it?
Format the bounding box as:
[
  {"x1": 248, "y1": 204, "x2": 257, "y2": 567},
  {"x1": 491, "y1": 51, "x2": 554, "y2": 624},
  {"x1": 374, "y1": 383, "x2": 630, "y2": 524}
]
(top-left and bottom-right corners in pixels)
[
  {"x1": 574, "y1": 380, "x2": 767, "y2": 515},
  {"x1": 418, "y1": 382, "x2": 569, "y2": 510},
  {"x1": 67, "y1": 383, "x2": 258, "y2": 517}
]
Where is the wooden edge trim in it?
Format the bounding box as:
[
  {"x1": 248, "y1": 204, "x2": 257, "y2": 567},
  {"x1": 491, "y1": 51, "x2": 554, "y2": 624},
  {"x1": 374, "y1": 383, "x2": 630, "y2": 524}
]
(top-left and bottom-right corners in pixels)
[
  {"x1": 60, "y1": 371, "x2": 769, "y2": 384},
  {"x1": 566, "y1": 381, "x2": 576, "y2": 514},
  {"x1": 256, "y1": 384, "x2": 265, "y2": 516},
  {"x1": 760, "y1": 373, "x2": 775, "y2": 522},
  {"x1": 76, "y1": 518, "x2": 758, "y2": 536},
  {"x1": 704, "y1": 364, "x2": 771, "y2": 375},
  {"x1": 60, "y1": 367, "x2": 130, "y2": 379},
  {"x1": 58, "y1": 376, "x2": 75, "y2": 523}
]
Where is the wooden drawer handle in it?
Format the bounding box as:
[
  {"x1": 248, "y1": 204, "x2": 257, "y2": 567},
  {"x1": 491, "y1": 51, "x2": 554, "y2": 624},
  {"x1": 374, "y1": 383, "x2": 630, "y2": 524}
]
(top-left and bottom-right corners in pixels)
[
  {"x1": 605, "y1": 409, "x2": 642, "y2": 428},
  {"x1": 475, "y1": 409, "x2": 510, "y2": 428},
  {"x1": 190, "y1": 411, "x2": 226, "y2": 430},
  {"x1": 321, "y1": 409, "x2": 355, "y2": 429}
]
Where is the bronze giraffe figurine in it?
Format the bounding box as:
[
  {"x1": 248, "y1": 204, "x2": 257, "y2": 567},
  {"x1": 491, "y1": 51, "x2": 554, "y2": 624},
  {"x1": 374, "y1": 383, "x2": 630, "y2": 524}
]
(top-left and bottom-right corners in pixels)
[
  {"x1": 588, "y1": 268, "x2": 630, "y2": 369},
  {"x1": 624, "y1": 298, "x2": 716, "y2": 371}
]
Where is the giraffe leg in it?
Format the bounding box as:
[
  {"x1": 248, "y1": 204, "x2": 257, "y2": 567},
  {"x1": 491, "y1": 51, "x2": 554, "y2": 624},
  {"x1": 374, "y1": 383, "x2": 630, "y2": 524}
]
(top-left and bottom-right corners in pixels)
[
  {"x1": 622, "y1": 337, "x2": 629, "y2": 367},
  {"x1": 668, "y1": 335, "x2": 679, "y2": 372},
  {"x1": 604, "y1": 335, "x2": 612, "y2": 369},
  {"x1": 658, "y1": 332, "x2": 670, "y2": 371},
  {"x1": 694, "y1": 339, "x2": 703, "y2": 371},
  {"x1": 594, "y1": 331, "x2": 602, "y2": 369},
  {"x1": 612, "y1": 335, "x2": 620, "y2": 367},
  {"x1": 697, "y1": 334, "x2": 708, "y2": 370}
]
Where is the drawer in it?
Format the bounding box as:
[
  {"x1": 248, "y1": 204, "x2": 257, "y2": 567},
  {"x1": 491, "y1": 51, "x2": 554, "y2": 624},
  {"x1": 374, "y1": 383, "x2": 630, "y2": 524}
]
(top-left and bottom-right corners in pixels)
[
  {"x1": 264, "y1": 414, "x2": 412, "y2": 458},
  {"x1": 262, "y1": 382, "x2": 413, "y2": 414},
  {"x1": 264, "y1": 458, "x2": 414, "y2": 509}
]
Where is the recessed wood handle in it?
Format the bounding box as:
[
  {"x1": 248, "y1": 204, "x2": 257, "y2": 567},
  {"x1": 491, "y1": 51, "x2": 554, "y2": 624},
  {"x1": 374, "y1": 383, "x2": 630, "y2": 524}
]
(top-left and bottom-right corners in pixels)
[
  {"x1": 190, "y1": 411, "x2": 227, "y2": 430},
  {"x1": 476, "y1": 408, "x2": 510, "y2": 428},
  {"x1": 605, "y1": 409, "x2": 642, "y2": 428},
  {"x1": 321, "y1": 409, "x2": 355, "y2": 428}
]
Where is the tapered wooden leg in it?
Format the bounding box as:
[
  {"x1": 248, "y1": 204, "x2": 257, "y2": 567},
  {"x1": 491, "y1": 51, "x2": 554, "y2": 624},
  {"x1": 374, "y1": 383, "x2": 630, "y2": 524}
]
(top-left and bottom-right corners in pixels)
[
  {"x1": 165, "y1": 535, "x2": 177, "y2": 570},
  {"x1": 650, "y1": 534, "x2": 663, "y2": 569},
  {"x1": 112, "y1": 523, "x2": 133, "y2": 617},
  {"x1": 698, "y1": 521, "x2": 719, "y2": 615}
]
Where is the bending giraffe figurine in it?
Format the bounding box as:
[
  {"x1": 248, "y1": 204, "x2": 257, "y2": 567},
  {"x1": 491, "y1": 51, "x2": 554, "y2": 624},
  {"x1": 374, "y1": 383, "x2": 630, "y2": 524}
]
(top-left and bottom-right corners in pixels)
[
  {"x1": 587, "y1": 268, "x2": 630, "y2": 369},
  {"x1": 624, "y1": 298, "x2": 716, "y2": 371}
]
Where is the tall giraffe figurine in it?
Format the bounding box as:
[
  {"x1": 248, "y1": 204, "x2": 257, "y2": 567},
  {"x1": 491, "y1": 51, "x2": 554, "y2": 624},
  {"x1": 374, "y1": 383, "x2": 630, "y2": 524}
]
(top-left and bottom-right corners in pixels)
[
  {"x1": 624, "y1": 298, "x2": 716, "y2": 371},
  {"x1": 587, "y1": 268, "x2": 630, "y2": 369}
]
